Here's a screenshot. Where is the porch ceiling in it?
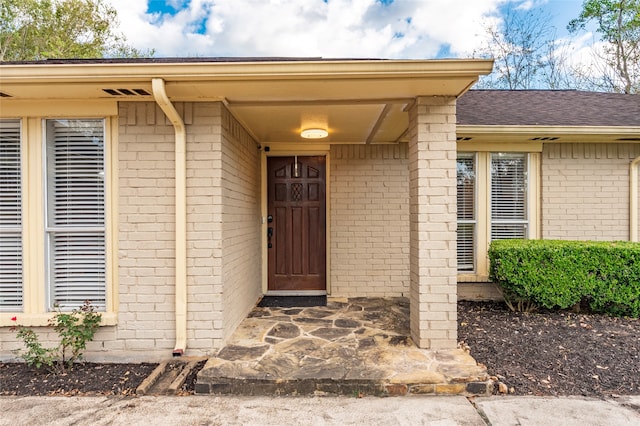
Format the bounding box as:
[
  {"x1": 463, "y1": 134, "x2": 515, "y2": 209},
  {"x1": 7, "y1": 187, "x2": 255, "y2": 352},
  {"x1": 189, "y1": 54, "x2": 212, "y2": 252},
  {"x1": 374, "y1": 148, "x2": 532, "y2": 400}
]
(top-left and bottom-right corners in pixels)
[{"x1": 0, "y1": 58, "x2": 494, "y2": 144}]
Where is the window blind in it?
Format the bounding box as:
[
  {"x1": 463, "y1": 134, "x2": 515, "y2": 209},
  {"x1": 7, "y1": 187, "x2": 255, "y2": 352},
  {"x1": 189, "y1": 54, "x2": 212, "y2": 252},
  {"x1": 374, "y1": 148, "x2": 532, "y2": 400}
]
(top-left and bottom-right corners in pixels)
[
  {"x1": 457, "y1": 153, "x2": 475, "y2": 271},
  {"x1": 491, "y1": 153, "x2": 528, "y2": 240},
  {"x1": 0, "y1": 120, "x2": 22, "y2": 311},
  {"x1": 45, "y1": 120, "x2": 105, "y2": 310}
]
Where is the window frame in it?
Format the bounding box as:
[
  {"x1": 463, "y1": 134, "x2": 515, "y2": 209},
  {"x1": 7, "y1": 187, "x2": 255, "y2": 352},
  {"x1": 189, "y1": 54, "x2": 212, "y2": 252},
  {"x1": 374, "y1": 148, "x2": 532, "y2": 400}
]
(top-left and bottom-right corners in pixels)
[
  {"x1": 457, "y1": 148, "x2": 540, "y2": 281},
  {"x1": 0, "y1": 109, "x2": 118, "y2": 327}
]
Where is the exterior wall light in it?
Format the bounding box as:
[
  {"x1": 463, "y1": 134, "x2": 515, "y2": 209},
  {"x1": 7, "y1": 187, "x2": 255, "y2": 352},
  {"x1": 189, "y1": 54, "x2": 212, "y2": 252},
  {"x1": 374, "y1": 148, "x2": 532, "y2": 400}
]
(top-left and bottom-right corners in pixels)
[{"x1": 300, "y1": 128, "x2": 328, "y2": 139}]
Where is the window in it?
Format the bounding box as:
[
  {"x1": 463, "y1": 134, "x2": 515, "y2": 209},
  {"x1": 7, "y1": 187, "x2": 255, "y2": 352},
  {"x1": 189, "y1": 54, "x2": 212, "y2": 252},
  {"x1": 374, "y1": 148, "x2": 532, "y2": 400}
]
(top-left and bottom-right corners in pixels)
[
  {"x1": 45, "y1": 120, "x2": 106, "y2": 311},
  {"x1": 457, "y1": 153, "x2": 476, "y2": 272},
  {"x1": 457, "y1": 151, "x2": 538, "y2": 277},
  {"x1": 0, "y1": 120, "x2": 22, "y2": 312},
  {"x1": 0, "y1": 117, "x2": 111, "y2": 318},
  {"x1": 491, "y1": 153, "x2": 528, "y2": 240}
]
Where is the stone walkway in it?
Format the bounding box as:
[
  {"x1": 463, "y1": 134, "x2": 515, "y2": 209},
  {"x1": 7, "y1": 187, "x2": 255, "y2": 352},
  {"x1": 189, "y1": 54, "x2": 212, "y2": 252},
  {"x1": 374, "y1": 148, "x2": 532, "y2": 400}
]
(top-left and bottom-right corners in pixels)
[{"x1": 196, "y1": 297, "x2": 491, "y2": 396}]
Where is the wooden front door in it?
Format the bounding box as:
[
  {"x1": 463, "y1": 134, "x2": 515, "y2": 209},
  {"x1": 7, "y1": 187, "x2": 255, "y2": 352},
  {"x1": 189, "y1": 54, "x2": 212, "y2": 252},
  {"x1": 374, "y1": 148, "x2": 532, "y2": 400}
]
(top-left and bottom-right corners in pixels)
[{"x1": 267, "y1": 156, "x2": 326, "y2": 291}]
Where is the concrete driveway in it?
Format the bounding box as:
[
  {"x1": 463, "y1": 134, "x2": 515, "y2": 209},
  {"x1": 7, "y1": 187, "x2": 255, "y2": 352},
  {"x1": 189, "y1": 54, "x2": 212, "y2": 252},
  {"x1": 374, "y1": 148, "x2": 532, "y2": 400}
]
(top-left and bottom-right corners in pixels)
[{"x1": 1, "y1": 395, "x2": 639, "y2": 425}]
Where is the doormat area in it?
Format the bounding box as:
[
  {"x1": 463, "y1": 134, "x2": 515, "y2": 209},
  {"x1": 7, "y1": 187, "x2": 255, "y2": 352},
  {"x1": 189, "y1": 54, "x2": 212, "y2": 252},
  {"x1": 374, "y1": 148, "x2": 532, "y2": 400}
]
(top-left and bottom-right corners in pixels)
[{"x1": 257, "y1": 295, "x2": 327, "y2": 308}]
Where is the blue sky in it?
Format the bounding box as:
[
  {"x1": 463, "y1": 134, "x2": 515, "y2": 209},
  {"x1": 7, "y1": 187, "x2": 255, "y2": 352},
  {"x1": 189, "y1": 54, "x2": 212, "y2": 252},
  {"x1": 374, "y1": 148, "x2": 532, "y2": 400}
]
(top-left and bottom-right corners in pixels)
[{"x1": 108, "y1": 0, "x2": 593, "y2": 60}]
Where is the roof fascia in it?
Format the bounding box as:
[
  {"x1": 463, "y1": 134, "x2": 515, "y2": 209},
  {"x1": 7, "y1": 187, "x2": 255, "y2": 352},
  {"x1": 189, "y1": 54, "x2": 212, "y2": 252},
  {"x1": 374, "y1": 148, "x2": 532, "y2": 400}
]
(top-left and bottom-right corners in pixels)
[{"x1": 0, "y1": 59, "x2": 494, "y2": 87}]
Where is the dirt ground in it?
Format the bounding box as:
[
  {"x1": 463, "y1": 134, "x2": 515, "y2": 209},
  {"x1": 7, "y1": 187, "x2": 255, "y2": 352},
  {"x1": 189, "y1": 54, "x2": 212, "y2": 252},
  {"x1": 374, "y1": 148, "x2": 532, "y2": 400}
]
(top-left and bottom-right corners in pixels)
[{"x1": 1, "y1": 301, "x2": 638, "y2": 397}]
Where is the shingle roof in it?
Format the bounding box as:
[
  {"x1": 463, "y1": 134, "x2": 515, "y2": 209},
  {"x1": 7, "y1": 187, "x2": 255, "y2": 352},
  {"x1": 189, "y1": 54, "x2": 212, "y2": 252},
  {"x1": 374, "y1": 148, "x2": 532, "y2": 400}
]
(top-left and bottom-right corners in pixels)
[
  {"x1": 457, "y1": 90, "x2": 640, "y2": 127},
  {"x1": 0, "y1": 57, "x2": 378, "y2": 65}
]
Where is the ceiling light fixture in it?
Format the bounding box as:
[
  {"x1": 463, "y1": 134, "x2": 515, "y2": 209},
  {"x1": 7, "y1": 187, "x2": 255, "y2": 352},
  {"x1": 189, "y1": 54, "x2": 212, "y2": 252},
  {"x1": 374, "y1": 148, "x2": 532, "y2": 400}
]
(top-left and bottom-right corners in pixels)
[{"x1": 301, "y1": 128, "x2": 328, "y2": 139}]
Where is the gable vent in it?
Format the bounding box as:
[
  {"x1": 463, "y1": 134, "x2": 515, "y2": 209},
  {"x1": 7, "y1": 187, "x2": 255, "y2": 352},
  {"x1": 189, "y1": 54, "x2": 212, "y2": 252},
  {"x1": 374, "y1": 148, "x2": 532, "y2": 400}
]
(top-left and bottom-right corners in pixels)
[
  {"x1": 0, "y1": 91, "x2": 12, "y2": 98},
  {"x1": 457, "y1": 136, "x2": 472, "y2": 141},
  {"x1": 530, "y1": 137, "x2": 559, "y2": 141},
  {"x1": 102, "y1": 88, "x2": 151, "y2": 97}
]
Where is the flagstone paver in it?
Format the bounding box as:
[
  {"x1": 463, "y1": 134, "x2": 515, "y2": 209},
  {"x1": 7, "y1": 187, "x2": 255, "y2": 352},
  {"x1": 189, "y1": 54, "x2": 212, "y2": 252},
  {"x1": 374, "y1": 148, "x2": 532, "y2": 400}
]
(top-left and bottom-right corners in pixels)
[{"x1": 196, "y1": 297, "x2": 491, "y2": 396}]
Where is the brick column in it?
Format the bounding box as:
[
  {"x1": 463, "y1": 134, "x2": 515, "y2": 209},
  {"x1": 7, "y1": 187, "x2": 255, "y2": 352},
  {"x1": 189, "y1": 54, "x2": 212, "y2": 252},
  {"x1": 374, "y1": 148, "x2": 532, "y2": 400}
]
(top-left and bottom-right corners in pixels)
[{"x1": 407, "y1": 96, "x2": 458, "y2": 349}]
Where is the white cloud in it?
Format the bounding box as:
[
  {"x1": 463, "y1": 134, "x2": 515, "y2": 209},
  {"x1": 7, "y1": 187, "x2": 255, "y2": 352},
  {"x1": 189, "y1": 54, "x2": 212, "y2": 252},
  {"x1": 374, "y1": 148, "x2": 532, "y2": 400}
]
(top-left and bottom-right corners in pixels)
[
  {"x1": 106, "y1": 0, "x2": 598, "y2": 68},
  {"x1": 107, "y1": 0, "x2": 512, "y2": 58}
]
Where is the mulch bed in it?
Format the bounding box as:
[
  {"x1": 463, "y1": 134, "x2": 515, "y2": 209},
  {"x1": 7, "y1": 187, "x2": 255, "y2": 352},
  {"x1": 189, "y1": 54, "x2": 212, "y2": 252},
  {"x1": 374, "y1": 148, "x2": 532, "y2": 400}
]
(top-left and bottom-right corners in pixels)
[
  {"x1": 1, "y1": 301, "x2": 638, "y2": 397},
  {"x1": 458, "y1": 301, "x2": 640, "y2": 397},
  {"x1": 0, "y1": 363, "x2": 158, "y2": 396}
]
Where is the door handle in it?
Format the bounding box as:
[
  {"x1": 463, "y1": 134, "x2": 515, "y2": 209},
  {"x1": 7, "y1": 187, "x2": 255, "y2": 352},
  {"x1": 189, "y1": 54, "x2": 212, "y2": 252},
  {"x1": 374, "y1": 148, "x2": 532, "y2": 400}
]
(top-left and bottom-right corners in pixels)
[{"x1": 267, "y1": 227, "x2": 273, "y2": 248}]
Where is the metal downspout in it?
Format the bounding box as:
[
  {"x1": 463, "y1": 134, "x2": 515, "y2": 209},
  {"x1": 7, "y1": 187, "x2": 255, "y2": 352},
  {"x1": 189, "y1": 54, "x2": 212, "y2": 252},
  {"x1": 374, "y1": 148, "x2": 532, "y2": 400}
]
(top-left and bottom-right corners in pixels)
[
  {"x1": 631, "y1": 156, "x2": 640, "y2": 242},
  {"x1": 152, "y1": 78, "x2": 187, "y2": 356}
]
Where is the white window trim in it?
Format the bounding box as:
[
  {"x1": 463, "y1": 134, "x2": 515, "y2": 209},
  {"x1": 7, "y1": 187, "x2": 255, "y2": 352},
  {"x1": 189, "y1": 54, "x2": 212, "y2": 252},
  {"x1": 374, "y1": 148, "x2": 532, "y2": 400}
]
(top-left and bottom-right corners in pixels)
[{"x1": 0, "y1": 114, "x2": 118, "y2": 327}]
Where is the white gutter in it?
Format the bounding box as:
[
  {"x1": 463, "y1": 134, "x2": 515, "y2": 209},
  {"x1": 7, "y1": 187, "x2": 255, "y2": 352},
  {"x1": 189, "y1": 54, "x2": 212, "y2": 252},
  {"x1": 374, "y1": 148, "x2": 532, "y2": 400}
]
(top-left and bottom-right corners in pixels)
[
  {"x1": 631, "y1": 156, "x2": 640, "y2": 242},
  {"x1": 152, "y1": 78, "x2": 187, "y2": 356}
]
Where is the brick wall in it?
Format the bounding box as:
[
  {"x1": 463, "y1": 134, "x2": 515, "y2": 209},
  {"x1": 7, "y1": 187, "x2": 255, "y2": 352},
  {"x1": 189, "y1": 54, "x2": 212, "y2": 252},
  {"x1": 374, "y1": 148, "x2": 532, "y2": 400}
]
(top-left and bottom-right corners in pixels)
[
  {"x1": 330, "y1": 144, "x2": 410, "y2": 297},
  {"x1": 184, "y1": 103, "x2": 225, "y2": 353},
  {"x1": 99, "y1": 101, "x2": 248, "y2": 360},
  {"x1": 542, "y1": 143, "x2": 640, "y2": 241},
  {"x1": 407, "y1": 96, "x2": 458, "y2": 350},
  {"x1": 100, "y1": 102, "x2": 260, "y2": 359},
  {"x1": 220, "y1": 106, "x2": 262, "y2": 340},
  {"x1": 116, "y1": 102, "x2": 182, "y2": 359},
  {"x1": 1, "y1": 103, "x2": 190, "y2": 362}
]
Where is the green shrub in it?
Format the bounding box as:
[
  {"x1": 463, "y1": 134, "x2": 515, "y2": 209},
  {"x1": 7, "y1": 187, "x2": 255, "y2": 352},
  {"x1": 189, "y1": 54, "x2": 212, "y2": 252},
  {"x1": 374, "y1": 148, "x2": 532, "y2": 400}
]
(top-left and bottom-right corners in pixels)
[
  {"x1": 11, "y1": 301, "x2": 102, "y2": 373},
  {"x1": 489, "y1": 239, "x2": 640, "y2": 317}
]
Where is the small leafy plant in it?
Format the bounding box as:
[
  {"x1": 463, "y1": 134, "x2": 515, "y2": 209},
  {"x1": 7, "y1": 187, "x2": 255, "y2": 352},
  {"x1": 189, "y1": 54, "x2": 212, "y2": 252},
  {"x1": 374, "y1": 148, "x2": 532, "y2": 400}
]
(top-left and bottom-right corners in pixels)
[{"x1": 11, "y1": 301, "x2": 102, "y2": 373}]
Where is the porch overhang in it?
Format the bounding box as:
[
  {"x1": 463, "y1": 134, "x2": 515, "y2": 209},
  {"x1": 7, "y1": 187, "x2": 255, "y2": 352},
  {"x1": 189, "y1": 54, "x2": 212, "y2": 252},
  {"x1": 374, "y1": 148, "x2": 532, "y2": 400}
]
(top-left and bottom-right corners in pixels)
[{"x1": 0, "y1": 58, "x2": 493, "y2": 144}]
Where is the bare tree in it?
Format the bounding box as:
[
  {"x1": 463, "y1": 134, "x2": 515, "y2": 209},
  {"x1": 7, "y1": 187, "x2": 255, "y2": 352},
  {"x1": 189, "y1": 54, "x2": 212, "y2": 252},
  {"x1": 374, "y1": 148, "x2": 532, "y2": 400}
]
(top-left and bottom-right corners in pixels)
[
  {"x1": 539, "y1": 38, "x2": 581, "y2": 90},
  {"x1": 475, "y1": 6, "x2": 562, "y2": 89},
  {"x1": 568, "y1": 0, "x2": 640, "y2": 94}
]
